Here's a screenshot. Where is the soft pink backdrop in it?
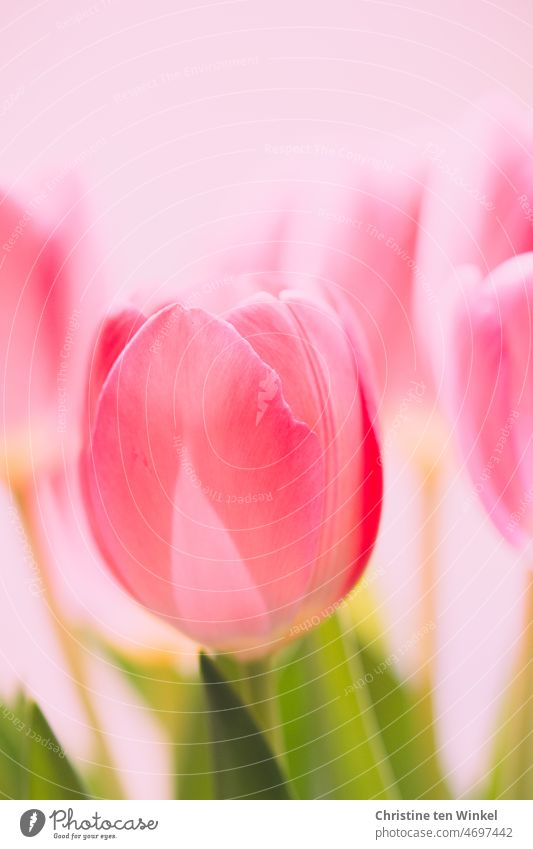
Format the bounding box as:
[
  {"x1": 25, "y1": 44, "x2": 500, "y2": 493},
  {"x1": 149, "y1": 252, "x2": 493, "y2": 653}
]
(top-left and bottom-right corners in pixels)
[{"x1": 1, "y1": 0, "x2": 532, "y2": 797}]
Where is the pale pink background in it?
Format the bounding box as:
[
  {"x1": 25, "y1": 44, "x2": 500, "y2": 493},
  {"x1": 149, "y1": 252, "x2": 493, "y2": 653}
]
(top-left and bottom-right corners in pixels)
[{"x1": 1, "y1": 0, "x2": 532, "y2": 797}]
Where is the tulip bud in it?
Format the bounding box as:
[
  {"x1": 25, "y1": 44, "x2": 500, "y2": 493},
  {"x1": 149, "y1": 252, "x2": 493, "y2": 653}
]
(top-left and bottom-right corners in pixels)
[{"x1": 81, "y1": 287, "x2": 382, "y2": 656}]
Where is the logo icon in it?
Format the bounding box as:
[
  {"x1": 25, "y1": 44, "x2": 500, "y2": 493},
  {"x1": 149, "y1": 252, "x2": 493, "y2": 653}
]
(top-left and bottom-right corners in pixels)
[{"x1": 20, "y1": 810, "x2": 46, "y2": 837}]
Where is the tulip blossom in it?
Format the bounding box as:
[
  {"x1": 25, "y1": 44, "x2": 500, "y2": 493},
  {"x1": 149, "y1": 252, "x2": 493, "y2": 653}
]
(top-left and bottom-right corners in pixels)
[
  {"x1": 156, "y1": 146, "x2": 425, "y2": 415},
  {"x1": 81, "y1": 288, "x2": 382, "y2": 655},
  {"x1": 0, "y1": 180, "x2": 105, "y2": 483},
  {"x1": 447, "y1": 253, "x2": 533, "y2": 549},
  {"x1": 416, "y1": 97, "x2": 533, "y2": 388},
  {"x1": 283, "y1": 155, "x2": 426, "y2": 409},
  {"x1": 193, "y1": 151, "x2": 426, "y2": 412}
]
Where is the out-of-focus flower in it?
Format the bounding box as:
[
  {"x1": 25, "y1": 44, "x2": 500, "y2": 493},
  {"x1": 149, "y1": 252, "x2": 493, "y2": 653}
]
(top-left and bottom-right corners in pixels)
[
  {"x1": 415, "y1": 97, "x2": 533, "y2": 390},
  {"x1": 0, "y1": 480, "x2": 175, "y2": 800},
  {"x1": 447, "y1": 253, "x2": 533, "y2": 549},
  {"x1": 81, "y1": 287, "x2": 382, "y2": 657},
  {"x1": 204, "y1": 151, "x2": 427, "y2": 413},
  {"x1": 157, "y1": 146, "x2": 426, "y2": 417},
  {"x1": 0, "y1": 480, "x2": 92, "y2": 762},
  {"x1": 287, "y1": 155, "x2": 426, "y2": 412},
  {"x1": 0, "y1": 179, "x2": 106, "y2": 485}
]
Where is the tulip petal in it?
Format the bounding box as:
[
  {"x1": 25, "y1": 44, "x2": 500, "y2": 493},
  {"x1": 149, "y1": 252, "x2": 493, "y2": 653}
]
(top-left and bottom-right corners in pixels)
[
  {"x1": 85, "y1": 304, "x2": 324, "y2": 651},
  {"x1": 86, "y1": 308, "x2": 147, "y2": 426},
  {"x1": 417, "y1": 97, "x2": 533, "y2": 386},
  {"x1": 450, "y1": 255, "x2": 533, "y2": 546},
  {"x1": 171, "y1": 471, "x2": 271, "y2": 646},
  {"x1": 1, "y1": 180, "x2": 107, "y2": 477},
  {"x1": 493, "y1": 256, "x2": 533, "y2": 512},
  {"x1": 0, "y1": 193, "x2": 59, "y2": 434},
  {"x1": 227, "y1": 292, "x2": 382, "y2": 621}
]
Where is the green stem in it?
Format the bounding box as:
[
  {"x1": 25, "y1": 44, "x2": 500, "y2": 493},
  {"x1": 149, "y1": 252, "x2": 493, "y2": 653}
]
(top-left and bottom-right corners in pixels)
[
  {"x1": 240, "y1": 657, "x2": 282, "y2": 756},
  {"x1": 494, "y1": 574, "x2": 533, "y2": 799},
  {"x1": 13, "y1": 483, "x2": 124, "y2": 799},
  {"x1": 416, "y1": 459, "x2": 450, "y2": 798},
  {"x1": 419, "y1": 463, "x2": 439, "y2": 691}
]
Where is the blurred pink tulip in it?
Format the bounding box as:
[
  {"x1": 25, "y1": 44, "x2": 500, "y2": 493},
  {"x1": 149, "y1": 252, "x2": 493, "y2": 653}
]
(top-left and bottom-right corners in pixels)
[
  {"x1": 0, "y1": 179, "x2": 106, "y2": 483},
  {"x1": 416, "y1": 97, "x2": 533, "y2": 389},
  {"x1": 280, "y1": 154, "x2": 426, "y2": 410},
  {"x1": 448, "y1": 253, "x2": 533, "y2": 549},
  {"x1": 81, "y1": 287, "x2": 382, "y2": 656},
  {"x1": 179, "y1": 150, "x2": 427, "y2": 413}
]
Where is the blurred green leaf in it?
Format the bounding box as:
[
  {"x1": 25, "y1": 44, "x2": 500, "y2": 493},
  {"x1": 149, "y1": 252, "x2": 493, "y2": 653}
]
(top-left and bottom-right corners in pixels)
[
  {"x1": 200, "y1": 653, "x2": 291, "y2": 799},
  {"x1": 486, "y1": 632, "x2": 533, "y2": 800},
  {"x1": 0, "y1": 695, "x2": 85, "y2": 800},
  {"x1": 175, "y1": 689, "x2": 214, "y2": 800},
  {"x1": 0, "y1": 696, "x2": 26, "y2": 798},
  {"x1": 356, "y1": 637, "x2": 450, "y2": 799},
  {"x1": 98, "y1": 641, "x2": 213, "y2": 799},
  {"x1": 101, "y1": 644, "x2": 183, "y2": 738},
  {"x1": 277, "y1": 614, "x2": 395, "y2": 799},
  {"x1": 26, "y1": 703, "x2": 88, "y2": 800}
]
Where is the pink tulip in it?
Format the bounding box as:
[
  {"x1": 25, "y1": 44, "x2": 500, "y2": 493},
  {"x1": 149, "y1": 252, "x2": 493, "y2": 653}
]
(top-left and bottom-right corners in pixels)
[
  {"x1": 281, "y1": 155, "x2": 426, "y2": 410},
  {"x1": 191, "y1": 151, "x2": 426, "y2": 412},
  {"x1": 148, "y1": 147, "x2": 425, "y2": 415},
  {"x1": 81, "y1": 288, "x2": 382, "y2": 656},
  {"x1": 0, "y1": 179, "x2": 105, "y2": 483},
  {"x1": 448, "y1": 253, "x2": 533, "y2": 549},
  {"x1": 416, "y1": 97, "x2": 533, "y2": 388}
]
